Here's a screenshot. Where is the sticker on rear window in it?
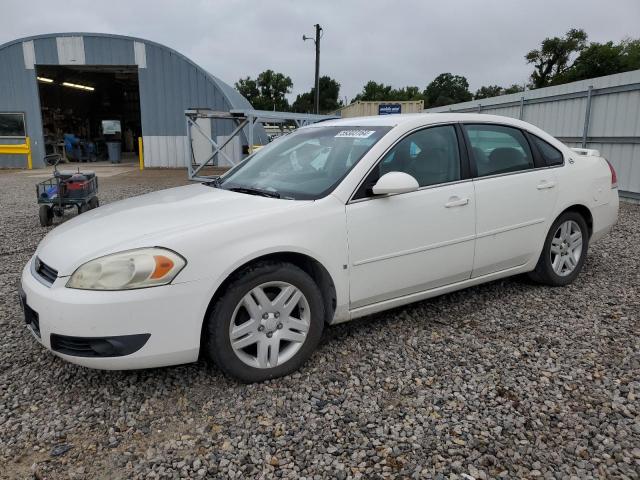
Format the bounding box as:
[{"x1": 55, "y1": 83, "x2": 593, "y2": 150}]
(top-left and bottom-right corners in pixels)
[{"x1": 335, "y1": 129, "x2": 376, "y2": 138}]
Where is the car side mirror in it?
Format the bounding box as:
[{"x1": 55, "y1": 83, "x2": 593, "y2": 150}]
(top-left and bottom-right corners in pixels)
[{"x1": 371, "y1": 171, "x2": 419, "y2": 195}]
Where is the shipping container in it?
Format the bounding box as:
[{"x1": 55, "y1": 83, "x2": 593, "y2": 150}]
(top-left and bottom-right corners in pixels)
[{"x1": 335, "y1": 100, "x2": 424, "y2": 118}]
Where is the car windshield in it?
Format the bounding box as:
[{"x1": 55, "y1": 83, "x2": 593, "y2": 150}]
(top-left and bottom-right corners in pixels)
[{"x1": 216, "y1": 125, "x2": 392, "y2": 200}]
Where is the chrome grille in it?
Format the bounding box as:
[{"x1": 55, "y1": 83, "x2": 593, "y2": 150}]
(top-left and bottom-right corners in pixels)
[{"x1": 34, "y1": 257, "x2": 58, "y2": 285}]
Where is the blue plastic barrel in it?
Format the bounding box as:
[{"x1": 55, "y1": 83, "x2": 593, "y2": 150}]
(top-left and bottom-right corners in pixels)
[{"x1": 106, "y1": 142, "x2": 122, "y2": 163}]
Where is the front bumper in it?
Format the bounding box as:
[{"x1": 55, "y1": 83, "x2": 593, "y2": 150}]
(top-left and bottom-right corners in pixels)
[{"x1": 20, "y1": 257, "x2": 214, "y2": 370}]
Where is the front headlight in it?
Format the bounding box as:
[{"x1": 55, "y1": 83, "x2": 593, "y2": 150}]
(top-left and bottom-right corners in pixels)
[{"x1": 66, "y1": 248, "x2": 186, "y2": 290}]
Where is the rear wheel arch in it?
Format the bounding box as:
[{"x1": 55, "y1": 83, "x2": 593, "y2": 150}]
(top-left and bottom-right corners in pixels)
[
  {"x1": 558, "y1": 204, "x2": 593, "y2": 238},
  {"x1": 199, "y1": 252, "x2": 337, "y2": 353},
  {"x1": 529, "y1": 209, "x2": 590, "y2": 286}
]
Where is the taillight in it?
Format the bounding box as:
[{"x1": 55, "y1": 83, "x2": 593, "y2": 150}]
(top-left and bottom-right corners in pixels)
[{"x1": 605, "y1": 159, "x2": 617, "y2": 188}]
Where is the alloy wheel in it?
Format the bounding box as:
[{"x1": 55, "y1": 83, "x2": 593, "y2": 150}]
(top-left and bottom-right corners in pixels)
[
  {"x1": 550, "y1": 220, "x2": 583, "y2": 277},
  {"x1": 229, "y1": 281, "x2": 311, "y2": 369}
]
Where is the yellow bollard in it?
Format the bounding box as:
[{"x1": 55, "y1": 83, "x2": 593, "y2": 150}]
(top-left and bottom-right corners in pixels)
[
  {"x1": 26, "y1": 136, "x2": 32, "y2": 170},
  {"x1": 138, "y1": 137, "x2": 144, "y2": 171}
]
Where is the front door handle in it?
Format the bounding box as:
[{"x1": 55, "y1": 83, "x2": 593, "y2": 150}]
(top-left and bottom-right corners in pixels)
[
  {"x1": 537, "y1": 180, "x2": 556, "y2": 190},
  {"x1": 445, "y1": 196, "x2": 469, "y2": 208}
]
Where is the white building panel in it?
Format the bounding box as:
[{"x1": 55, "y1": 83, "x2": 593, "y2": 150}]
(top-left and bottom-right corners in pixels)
[
  {"x1": 56, "y1": 36, "x2": 85, "y2": 65},
  {"x1": 216, "y1": 135, "x2": 242, "y2": 166},
  {"x1": 144, "y1": 136, "x2": 189, "y2": 168},
  {"x1": 134, "y1": 41, "x2": 147, "y2": 68},
  {"x1": 191, "y1": 118, "x2": 213, "y2": 166},
  {"x1": 22, "y1": 41, "x2": 35, "y2": 69}
]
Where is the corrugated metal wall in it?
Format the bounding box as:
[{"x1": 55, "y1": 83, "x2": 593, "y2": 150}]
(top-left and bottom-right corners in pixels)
[
  {"x1": 426, "y1": 70, "x2": 640, "y2": 196},
  {"x1": 0, "y1": 41, "x2": 45, "y2": 167},
  {"x1": 0, "y1": 33, "x2": 256, "y2": 168}
]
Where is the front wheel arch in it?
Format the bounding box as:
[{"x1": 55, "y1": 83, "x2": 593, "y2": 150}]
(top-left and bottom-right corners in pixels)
[{"x1": 199, "y1": 252, "x2": 337, "y2": 356}]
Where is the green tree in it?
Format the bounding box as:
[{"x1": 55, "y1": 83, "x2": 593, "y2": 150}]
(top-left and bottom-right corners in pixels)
[
  {"x1": 256, "y1": 70, "x2": 293, "y2": 111},
  {"x1": 423, "y1": 73, "x2": 472, "y2": 107},
  {"x1": 235, "y1": 77, "x2": 260, "y2": 106},
  {"x1": 554, "y1": 41, "x2": 623, "y2": 84},
  {"x1": 235, "y1": 70, "x2": 293, "y2": 111},
  {"x1": 291, "y1": 92, "x2": 314, "y2": 113},
  {"x1": 352, "y1": 82, "x2": 424, "y2": 102},
  {"x1": 553, "y1": 38, "x2": 640, "y2": 84},
  {"x1": 621, "y1": 38, "x2": 640, "y2": 70},
  {"x1": 503, "y1": 84, "x2": 525, "y2": 95},
  {"x1": 392, "y1": 86, "x2": 423, "y2": 101},
  {"x1": 525, "y1": 28, "x2": 588, "y2": 88},
  {"x1": 474, "y1": 85, "x2": 503, "y2": 99},
  {"x1": 353, "y1": 81, "x2": 394, "y2": 101},
  {"x1": 474, "y1": 84, "x2": 524, "y2": 99},
  {"x1": 292, "y1": 76, "x2": 342, "y2": 113}
]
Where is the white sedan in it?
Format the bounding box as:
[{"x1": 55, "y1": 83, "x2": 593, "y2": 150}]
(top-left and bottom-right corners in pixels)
[{"x1": 20, "y1": 114, "x2": 618, "y2": 382}]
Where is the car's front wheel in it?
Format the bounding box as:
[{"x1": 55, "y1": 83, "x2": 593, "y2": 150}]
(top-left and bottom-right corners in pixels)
[
  {"x1": 529, "y1": 211, "x2": 589, "y2": 286},
  {"x1": 204, "y1": 261, "x2": 325, "y2": 382}
]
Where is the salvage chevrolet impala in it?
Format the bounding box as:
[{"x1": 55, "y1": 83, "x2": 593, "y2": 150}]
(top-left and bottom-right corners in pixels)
[{"x1": 20, "y1": 114, "x2": 619, "y2": 382}]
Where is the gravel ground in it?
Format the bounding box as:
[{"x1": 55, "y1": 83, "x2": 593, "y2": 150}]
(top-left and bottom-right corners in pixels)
[{"x1": 0, "y1": 166, "x2": 638, "y2": 480}]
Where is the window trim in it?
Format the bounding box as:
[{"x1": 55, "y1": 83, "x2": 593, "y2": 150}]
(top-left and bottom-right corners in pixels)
[
  {"x1": 0, "y1": 112, "x2": 27, "y2": 139},
  {"x1": 348, "y1": 122, "x2": 470, "y2": 203}
]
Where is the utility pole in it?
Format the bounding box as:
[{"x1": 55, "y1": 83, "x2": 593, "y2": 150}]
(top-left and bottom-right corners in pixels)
[
  {"x1": 313, "y1": 24, "x2": 321, "y2": 114},
  {"x1": 303, "y1": 24, "x2": 322, "y2": 114}
]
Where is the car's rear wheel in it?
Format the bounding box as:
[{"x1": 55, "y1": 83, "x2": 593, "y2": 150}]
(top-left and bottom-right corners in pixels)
[
  {"x1": 204, "y1": 261, "x2": 324, "y2": 382},
  {"x1": 529, "y1": 211, "x2": 589, "y2": 286}
]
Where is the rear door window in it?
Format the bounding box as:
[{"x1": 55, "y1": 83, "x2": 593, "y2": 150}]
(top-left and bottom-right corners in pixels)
[
  {"x1": 465, "y1": 124, "x2": 534, "y2": 177},
  {"x1": 530, "y1": 135, "x2": 564, "y2": 166}
]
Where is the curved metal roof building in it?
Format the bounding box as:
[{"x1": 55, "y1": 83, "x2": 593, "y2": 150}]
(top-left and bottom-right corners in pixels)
[{"x1": 0, "y1": 32, "x2": 257, "y2": 168}]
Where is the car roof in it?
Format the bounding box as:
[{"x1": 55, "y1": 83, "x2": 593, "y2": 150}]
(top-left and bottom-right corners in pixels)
[
  {"x1": 299, "y1": 113, "x2": 564, "y2": 147},
  {"x1": 312, "y1": 113, "x2": 530, "y2": 129}
]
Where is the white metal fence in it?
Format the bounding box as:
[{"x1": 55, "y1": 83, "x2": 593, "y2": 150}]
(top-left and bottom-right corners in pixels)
[{"x1": 426, "y1": 70, "x2": 640, "y2": 198}]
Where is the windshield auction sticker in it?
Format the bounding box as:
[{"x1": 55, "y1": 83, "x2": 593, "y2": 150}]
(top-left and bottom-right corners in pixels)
[{"x1": 335, "y1": 130, "x2": 376, "y2": 138}]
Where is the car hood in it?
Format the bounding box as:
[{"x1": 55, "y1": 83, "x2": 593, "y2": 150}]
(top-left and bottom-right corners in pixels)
[{"x1": 36, "y1": 183, "x2": 307, "y2": 276}]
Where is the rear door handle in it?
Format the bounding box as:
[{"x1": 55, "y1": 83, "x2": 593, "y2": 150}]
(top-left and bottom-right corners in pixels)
[
  {"x1": 445, "y1": 196, "x2": 469, "y2": 208},
  {"x1": 537, "y1": 180, "x2": 556, "y2": 190}
]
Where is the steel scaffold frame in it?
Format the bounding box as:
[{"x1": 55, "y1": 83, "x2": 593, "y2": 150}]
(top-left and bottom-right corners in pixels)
[{"x1": 185, "y1": 109, "x2": 338, "y2": 181}]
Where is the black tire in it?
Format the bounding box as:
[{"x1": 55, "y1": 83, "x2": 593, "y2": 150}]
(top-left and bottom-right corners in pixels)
[
  {"x1": 204, "y1": 261, "x2": 325, "y2": 383},
  {"x1": 89, "y1": 197, "x2": 99, "y2": 209},
  {"x1": 528, "y1": 211, "x2": 589, "y2": 286},
  {"x1": 39, "y1": 205, "x2": 53, "y2": 227},
  {"x1": 52, "y1": 206, "x2": 64, "y2": 217},
  {"x1": 77, "y1": 203, "x2": 89, "y2": 214}
]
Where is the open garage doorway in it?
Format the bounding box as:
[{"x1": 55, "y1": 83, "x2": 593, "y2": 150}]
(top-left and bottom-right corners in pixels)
[{"x1": 35, "y1": 65, "x2": 142, "y2": 165}]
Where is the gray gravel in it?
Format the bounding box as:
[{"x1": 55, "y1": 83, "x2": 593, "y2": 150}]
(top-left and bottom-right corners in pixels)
[{"x1": 1, "y1": 166, "x2": 638, "y2": 479}]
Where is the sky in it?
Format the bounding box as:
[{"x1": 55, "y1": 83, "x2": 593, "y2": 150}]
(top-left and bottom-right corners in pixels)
[{"x1": 2, "y1": 0, "x2": 639, "y2": 102}]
